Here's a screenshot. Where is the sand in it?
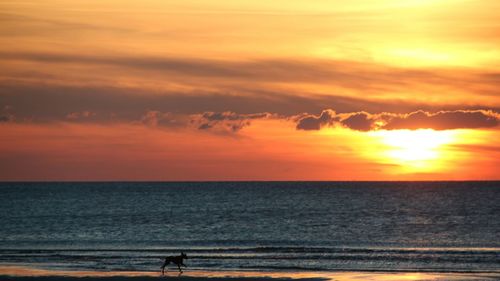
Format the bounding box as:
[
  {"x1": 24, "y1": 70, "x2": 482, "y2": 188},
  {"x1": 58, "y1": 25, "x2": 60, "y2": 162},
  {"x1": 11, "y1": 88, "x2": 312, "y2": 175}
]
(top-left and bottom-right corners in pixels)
[{"x1": 0, "y1": 266, "x2": 499, "y2": 281}]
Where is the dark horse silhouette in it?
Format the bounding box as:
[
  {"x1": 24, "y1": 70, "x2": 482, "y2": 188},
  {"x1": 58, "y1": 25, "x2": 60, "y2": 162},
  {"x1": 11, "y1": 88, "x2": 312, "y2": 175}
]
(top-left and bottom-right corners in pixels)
[{"x1": 161, "y1": 252, "x2": 188, "y2": 274}]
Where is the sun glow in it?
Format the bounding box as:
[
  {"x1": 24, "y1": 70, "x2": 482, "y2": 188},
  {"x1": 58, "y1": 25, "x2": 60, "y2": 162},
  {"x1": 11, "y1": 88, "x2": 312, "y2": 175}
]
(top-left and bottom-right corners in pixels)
[{"x1": 371, "y1": 129, "x2": 457, "y2": 171}]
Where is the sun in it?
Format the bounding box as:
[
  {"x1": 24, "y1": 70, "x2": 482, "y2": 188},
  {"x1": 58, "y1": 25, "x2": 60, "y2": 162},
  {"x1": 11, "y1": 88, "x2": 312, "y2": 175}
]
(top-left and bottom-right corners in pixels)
[{"x1": 370, "y1": 129, "x2": 457, "y2": 171}]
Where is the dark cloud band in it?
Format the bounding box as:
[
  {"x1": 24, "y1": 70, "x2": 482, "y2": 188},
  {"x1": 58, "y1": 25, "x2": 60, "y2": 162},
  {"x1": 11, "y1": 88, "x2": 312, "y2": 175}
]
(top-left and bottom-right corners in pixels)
[{"x1": 295, "y1": 109, "x2": 500, "y2": 131}]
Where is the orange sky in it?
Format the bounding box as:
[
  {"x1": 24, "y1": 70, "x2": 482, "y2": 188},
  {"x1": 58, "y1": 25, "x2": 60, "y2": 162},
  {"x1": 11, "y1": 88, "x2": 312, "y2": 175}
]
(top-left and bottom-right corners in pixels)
[{"x1": 0, "y1": 0, "x2": 499, "y2": 180}]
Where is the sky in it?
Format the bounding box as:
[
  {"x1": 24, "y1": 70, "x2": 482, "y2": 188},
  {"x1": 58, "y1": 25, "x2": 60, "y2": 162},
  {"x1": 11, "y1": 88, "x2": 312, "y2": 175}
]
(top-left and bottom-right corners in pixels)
[{"x1": 0, "y1": 0, "x2": 499, "y2": 180}]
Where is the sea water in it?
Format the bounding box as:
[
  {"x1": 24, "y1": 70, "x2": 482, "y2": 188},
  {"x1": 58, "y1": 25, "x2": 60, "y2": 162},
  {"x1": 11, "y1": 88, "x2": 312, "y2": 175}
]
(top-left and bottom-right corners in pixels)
[{"x1": 0, "y1": 182, "x2": 499, "y2": 273}]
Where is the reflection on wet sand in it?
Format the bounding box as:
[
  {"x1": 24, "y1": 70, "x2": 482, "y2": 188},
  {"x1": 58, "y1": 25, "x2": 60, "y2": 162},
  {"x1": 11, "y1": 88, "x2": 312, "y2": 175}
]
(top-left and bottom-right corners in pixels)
[{"x1": 1, "y1": 266, "x2": 498, "y2": 281}]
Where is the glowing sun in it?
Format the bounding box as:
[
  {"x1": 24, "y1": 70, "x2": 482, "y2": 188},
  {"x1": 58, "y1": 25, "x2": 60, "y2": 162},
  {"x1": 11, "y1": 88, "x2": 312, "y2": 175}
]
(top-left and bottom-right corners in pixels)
[{"x1": 370, "y1": 129, "x2": 457, "y2": 171}]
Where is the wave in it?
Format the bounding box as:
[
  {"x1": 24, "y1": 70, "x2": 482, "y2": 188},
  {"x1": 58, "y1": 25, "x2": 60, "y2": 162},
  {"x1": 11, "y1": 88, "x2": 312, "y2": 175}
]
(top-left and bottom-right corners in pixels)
[
  {"x1": 1, "y1": 247, "x2": 498, "y2": 262},
  {"x1": 1, "y1": 246, "x2": 499, "y2": 255},
  {"x1": 1, "y1": 246, "x2": 499, "y2": 273},
  {"x1": 238, "y1": 265, "x2": 500, "y2": 274}
]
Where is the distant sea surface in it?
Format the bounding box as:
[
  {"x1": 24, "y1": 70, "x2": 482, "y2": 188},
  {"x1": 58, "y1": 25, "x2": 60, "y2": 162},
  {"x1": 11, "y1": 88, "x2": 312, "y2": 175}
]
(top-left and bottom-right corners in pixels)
[{"x1": 1, "y1": 182, "x2": 499, "y2": 273}]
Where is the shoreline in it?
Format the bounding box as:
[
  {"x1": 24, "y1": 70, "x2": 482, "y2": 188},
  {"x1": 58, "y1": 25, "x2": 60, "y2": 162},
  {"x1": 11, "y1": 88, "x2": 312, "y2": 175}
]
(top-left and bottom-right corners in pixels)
[{"x1": 1, "y1": 266, "x2": 499, "y2": 281}]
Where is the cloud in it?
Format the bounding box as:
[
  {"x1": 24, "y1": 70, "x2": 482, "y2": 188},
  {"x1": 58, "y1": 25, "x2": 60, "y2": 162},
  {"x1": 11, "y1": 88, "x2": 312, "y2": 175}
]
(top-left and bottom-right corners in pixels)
[
  {"x1": 381, "y1": 110, "x2": 499, "y2": 130},
  {"x1": 66, "y1": 111, "x2": 96, "y2": 120},
  {"x1": 449, "y1": 143, "x2": 500, "y2": 153},
  {"x1": 192, "y1": 111, "x2": 274, "y2": 133},
  {"x1": 295, "y1": 109, "x2": 500, "y2": 131},
  {"x1": 141, "y1": 109, "x2": 500, "y2": 132},
  {"x1": 338, "y1": 111, "x2": 374, "y2": 131},
  {"x1": 295, "y1": 109, "x2": 339, "y2": 130},
  {"x1": 0, "y1": 105, "x2": 14, "y2": 122},
  {"x1": 6, "y1": 80, "x2": 481, "y2": 123},
  {"x1": 1, "y1": 51, "x2": 499, "y2": 99},
  {"x1": 2, "y1": 51, "x2": 500, "y2": 125},
  {"x1": 140, "y1": 111, "x2": 186, "y2": 128},
  {"x1": 138, "y1": 110, "x2": 273, "y2": 133},
  {"x1": 200, "y1": 111, "x2": 271, "y2": 121},
  {"x1": 0, "y1": 115, "x2": 11, "y2": 122},
  {"x1": 0, "y1": 77, "x2": 498, "y2": 132},
  {"x1": 0, "y1": 12, "x2": 134, "y2": 35}
]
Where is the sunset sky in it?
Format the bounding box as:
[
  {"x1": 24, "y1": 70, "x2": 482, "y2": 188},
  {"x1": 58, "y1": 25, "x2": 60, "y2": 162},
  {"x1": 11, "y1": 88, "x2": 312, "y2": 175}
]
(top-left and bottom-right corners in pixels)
[{"x1": 1, "y1": 0, "x2": 499, "y2": 180}]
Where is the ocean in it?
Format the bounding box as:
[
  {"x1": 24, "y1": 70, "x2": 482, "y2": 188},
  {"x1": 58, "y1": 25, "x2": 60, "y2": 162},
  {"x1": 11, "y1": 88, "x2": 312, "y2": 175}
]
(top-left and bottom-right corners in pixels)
[{"x1": 0, "y1": 182, "x2": 499, "y2": 273}]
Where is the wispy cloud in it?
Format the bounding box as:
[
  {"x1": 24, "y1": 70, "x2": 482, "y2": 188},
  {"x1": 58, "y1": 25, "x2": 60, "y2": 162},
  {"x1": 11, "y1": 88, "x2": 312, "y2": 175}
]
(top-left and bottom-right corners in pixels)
[{"x1": 1, "y1": 51, "x2": 498, "y2": 98}]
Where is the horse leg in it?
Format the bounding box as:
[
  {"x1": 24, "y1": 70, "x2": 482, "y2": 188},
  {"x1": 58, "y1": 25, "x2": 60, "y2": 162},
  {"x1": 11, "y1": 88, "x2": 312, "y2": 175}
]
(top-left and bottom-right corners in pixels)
[{"x1": 161, "y1": 261, "x2": 169, "y2": 275}]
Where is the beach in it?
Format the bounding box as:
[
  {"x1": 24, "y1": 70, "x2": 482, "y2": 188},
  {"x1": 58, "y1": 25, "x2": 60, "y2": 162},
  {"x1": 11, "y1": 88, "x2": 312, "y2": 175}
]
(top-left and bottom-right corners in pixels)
[
  {"x1": 1, "y1": 266, "x2": 499, "y2": 281},
  {"x1": 1, "y1": 182, "x2": 499, "y2": 280}
]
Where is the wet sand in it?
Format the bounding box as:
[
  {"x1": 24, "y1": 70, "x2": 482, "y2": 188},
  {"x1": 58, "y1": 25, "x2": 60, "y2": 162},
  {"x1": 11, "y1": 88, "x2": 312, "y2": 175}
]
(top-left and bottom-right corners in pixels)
[{"x1": 1, "y1": 266, "x2": 499, "y2": 281}]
